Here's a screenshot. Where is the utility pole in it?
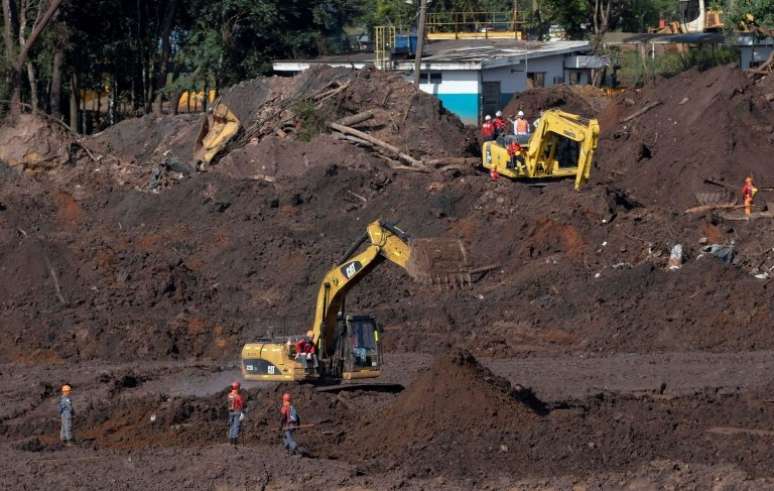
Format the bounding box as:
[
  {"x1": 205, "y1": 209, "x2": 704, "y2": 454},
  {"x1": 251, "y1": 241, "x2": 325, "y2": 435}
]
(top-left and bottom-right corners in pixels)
[{"x1": 413, "y1": 0, "x2": 428, "y2": 86}]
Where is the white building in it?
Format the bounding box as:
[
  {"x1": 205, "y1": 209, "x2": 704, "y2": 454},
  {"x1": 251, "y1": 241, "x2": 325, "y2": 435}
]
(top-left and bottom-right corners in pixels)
[
  {"x1": 273, "y1": 39, "x2": 602, "y2": 126},
  {"x1": 735, "y1": 33, "x2": 774, "y2": 71}
]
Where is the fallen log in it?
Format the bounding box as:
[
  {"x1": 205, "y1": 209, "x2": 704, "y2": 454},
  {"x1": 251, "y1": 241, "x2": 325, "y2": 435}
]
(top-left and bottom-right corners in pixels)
[
  {"x1": 327, "y1": 122, "x2": 425, "y2": 168},
  {"x1": 333, "y1": 133, "x2": 374, "y2": 148},
  {"x1": 620, "y1": 101, "x2": 662, "y2": 123},
  {"x1": 684, "y1": 203, "x2": 745, "y2": 214},
  {"x1": 425, "y1": 157, "x2": 480, "y2": 168},
  {"x1": 374, "y1": 154, "x2": 430, "y2": 173},
  {"x1": 336, "y1": 111, "x2": 374, "y2": 127}
]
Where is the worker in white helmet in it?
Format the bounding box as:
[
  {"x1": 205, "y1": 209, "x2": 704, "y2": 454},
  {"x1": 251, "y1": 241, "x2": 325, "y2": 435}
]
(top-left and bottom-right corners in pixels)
[
  {"x1": 480, "y1": 115, "x2": 495, "y2": 141},
  {"x1": 512, "y1": 110, "x2": 530, "y2": 136},
  {"x1": 492, "y1": 110, "x2": 507, "y2": 138}
]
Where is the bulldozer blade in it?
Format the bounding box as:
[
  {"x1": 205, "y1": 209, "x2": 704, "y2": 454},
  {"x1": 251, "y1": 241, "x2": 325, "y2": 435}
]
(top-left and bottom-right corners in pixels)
[{"x1": 407, "y1": 238, "x2": 472, "y2": 287}]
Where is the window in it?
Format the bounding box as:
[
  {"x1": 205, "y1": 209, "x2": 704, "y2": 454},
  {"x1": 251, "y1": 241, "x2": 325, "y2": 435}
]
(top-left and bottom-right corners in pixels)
[
  {"x1": 527, "y1": 72, "x2": 545, "y2": 88},
  {"x1": 420, "y1": 72, "x2": 443, "y2": 84},
  {"x1": 568, "y1": 71, "x2": 582, "y2": 85}
]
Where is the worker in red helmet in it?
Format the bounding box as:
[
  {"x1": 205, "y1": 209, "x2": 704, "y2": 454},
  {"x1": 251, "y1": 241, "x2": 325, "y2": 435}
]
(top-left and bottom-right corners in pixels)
[
  {"x1": 227, "y1": 381, "x2": 245, "y2": 445},
  {"x1": 279, "y1": 392, "x2": 300, "y2": 454}
]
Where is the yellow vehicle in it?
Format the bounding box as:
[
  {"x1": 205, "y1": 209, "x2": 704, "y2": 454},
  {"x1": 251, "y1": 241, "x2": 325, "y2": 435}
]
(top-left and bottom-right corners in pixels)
[
  {"x1": 241, "y1": 220, "x2": 468, "y2": 383},
  {"x1": 482, "y1": 109, "x2": 600, "y2": 190}
]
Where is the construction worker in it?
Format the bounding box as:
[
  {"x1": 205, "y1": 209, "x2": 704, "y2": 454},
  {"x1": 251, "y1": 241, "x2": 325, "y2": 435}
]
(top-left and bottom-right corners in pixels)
[
  {"x1": 227, "y1": 381, "x2": 245, "y2": 445},
  {"x1": 493, "y1": 110, "x2": 507, "y2": 137},
  {"x1": 59, "y1": 384, "x2": 74, "y2": 446},
  {"x1": 512, "y1": 110, "x2": 530, "y2": 136},
  {"x1": 279, "y1": 392, "x2": 299, "y2": 454},
  {"x1": 742, "y1": 176, "x2": 758, "y2": 219},
  {"x1": 507, "y1": 141, "x2": 524, "y2": 171},
  {"x1": 480, "y1": 115, "x2": 495, "y2": 141},
  {"x1": 295, "y1": 332, "x2": 317, "y2": 368}
]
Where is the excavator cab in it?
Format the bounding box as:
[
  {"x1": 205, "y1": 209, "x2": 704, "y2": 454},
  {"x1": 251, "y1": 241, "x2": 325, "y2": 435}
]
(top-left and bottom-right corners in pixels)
[{"x1": 336, "y1": 314, "x2": 383, "y2": 379}]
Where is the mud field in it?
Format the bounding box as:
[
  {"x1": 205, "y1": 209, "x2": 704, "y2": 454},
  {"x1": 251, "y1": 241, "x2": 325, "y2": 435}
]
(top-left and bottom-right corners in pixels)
[{"x1": 3, "y1": 65, "x2": 774, "y2": 489}]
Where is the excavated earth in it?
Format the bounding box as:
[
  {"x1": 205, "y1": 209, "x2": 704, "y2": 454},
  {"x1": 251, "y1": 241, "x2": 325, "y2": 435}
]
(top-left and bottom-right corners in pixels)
[{"x1": 3, "y1": 64, "x2": 774, "y2": 488}]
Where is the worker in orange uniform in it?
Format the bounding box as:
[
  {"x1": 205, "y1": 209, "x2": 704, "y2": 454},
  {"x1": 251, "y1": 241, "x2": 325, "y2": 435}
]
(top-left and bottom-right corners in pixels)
[
  {"x1": 279, "y1": 392, "x2": 300, "y2": 454},
  {"x1": 742, "y1": 176, "x2": 758, "y2": 219},
  {"x1": 227, "y1": 381, "x2": 245, "y2": 445},
  {"x1": 480, "y1": 115, "x2": 495, "y2": 141},
  {"x1": 507, "y1": 141, "x2": 523, "y2": 171},
  {"x1": 512, "y1": 110, "x2": 530, "y2": 136}
]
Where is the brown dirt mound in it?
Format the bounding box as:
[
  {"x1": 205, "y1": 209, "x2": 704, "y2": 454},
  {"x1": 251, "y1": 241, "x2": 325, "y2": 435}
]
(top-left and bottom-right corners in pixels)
[
  {"x1": 342, "y1": 350, "x2": 546, "y2": 476},
  {"x1": 0, "y1": 114, "x2": 78, "y2": 172},
  {"x1": 503, "y1": 84, "x2": 608, "y2": 120},
  {"x1": 595, "y1": 64, "x2": 774, "y2": 210},
  {"x1": 84, "y1": 66, "x2": 474, "y2": 189}
]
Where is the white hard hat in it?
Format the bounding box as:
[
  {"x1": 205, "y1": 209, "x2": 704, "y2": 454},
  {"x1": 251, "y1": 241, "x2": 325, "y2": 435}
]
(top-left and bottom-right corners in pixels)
[
  {"x1": 495, "y1": 110, "x2": 502, "y2": 117},
  {"x1": 484, "y1": 115, "x2": 491, "y2": 120},
  {"x1": 517, "y1": 110, "x2": 525, "y2": 117}
]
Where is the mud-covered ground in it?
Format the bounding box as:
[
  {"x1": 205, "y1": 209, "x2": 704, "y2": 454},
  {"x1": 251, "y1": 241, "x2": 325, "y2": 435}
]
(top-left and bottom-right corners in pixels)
[
  {"x1": 5, "y1": 351, "x2": 774, "y2": 489},
  {"x1": 2, "y1": 64, "x2": 774, "y2": 488}
]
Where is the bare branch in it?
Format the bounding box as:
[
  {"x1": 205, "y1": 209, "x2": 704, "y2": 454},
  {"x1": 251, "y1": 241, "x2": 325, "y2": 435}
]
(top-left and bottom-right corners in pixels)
[{"x1": 14, "y1": 0, "x2": 62, "y2": 71}]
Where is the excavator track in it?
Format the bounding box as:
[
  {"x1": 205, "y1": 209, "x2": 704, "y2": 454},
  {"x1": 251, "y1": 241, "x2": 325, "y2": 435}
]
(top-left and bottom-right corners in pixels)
[{"x1": 313, "y1": 382, "x2": 405, "y2": 393}]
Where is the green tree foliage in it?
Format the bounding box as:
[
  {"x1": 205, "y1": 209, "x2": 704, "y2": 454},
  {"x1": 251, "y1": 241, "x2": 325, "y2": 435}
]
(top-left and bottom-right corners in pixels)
[{"x1": 728, "y1": 0, "x2": 774, "y2": 27}]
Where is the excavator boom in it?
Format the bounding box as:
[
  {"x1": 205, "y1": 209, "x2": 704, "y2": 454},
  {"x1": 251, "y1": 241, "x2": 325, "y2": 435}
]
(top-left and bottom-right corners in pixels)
[{"x1": 241, "y1": 220, "x2": 469, "y2": 383}]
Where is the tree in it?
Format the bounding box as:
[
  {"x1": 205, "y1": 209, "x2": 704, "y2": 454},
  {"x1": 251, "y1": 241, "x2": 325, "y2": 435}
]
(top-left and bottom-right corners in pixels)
[
  {"x1": 728, "y1": 0, "x2": 774, "y2": 28},
  {"x1": 2, "y1": 0, "x2": 62, "y2": 115}
]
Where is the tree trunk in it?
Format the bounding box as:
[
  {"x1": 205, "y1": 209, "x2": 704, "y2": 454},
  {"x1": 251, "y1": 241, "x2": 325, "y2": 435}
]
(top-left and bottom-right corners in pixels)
[
  {"x1": 202, "y1": 78, "x2": 208, "y2": 113},
  {"x1": 9, "y1": 70, "x2": 21, "y2": 114},
  {"x1": 4, "y1": 0, "x2": 63, "y2": 116},
  {"x1": 153, "y1": 0, "x2": 177, "y2": 115},
  {"x1": 109, "y1": 73, "x2": 117, "y2": 125},
  {"x1": 50, "y1": 47, "x2": 63, "y2": 117},
  {"x1": 69, "y1": 72, "x2": 78, "y2": 132},
  {"x1": 26, "y1": 62, "x2": 38, "y2": 112}
]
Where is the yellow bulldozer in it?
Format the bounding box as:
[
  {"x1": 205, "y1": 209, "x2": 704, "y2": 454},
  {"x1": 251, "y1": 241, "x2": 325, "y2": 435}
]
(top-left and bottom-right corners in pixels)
[
  {"x1": 482, "y1": 109, "x2": 600, "y2": 190},
  {"x1": 241, "y1": 220, "x2": 470, "y2": 385}
]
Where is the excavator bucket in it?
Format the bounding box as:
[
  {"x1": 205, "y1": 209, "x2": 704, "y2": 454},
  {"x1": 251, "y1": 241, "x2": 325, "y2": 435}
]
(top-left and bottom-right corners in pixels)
[
  {"x1": 407, "y1": 238, "x2": 471, "y2": 288},
  {"x1": 695, "y1": 190, "x2": 735, "y2": 207},
  {"x1": 192, "y1": 102, "x2": 240, "y2": 166}
]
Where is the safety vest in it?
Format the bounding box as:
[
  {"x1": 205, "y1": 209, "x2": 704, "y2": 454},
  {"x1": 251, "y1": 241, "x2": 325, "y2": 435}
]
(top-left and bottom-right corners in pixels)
[{"x1": 515, "y1": 118, "x2": 529, "y2": 135}]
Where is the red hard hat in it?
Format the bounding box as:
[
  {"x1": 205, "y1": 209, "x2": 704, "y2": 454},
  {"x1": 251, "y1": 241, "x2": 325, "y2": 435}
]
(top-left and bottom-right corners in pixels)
[
  {"x1": 282, "y1": 392, "x2": 291, "y2": 402},
  {"x1": 231, "y1": 381, "x2": 240, "y2": 390}
]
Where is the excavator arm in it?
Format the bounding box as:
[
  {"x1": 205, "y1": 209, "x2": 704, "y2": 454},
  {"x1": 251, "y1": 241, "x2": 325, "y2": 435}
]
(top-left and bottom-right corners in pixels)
[
  {"x1": 310, "y1": 221, "x2": 413, "y2": 359},
  {"x1": 527, "y1": 110, "x2": 600, "y2": 190}
]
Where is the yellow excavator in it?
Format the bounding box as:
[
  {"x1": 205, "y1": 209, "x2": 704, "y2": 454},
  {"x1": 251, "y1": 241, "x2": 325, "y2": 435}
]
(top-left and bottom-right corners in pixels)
[
  {"x1": 241, "y1": 220, "x2": 469, "y2": 384},
  {"x1": 482, "y1": 109, "x2": 600, "y2": 190}
]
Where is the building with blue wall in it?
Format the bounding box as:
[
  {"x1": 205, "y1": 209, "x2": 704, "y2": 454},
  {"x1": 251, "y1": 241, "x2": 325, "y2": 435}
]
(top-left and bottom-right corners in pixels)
[{"x1": 273, "y1": 39, "x2": 599, "y2": 126}]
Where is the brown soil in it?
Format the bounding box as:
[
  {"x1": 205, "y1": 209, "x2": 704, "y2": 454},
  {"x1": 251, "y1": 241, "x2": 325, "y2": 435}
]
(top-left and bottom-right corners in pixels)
[
  {"x1": 596, "y1": 64, "x2": 774, "y2": 210},
  {"x1": 3, "y1": 64, "x2": 774, "y2": 488},
  {"x1": 503, "y1": 84, "x2": 609, "y2": 119}
]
